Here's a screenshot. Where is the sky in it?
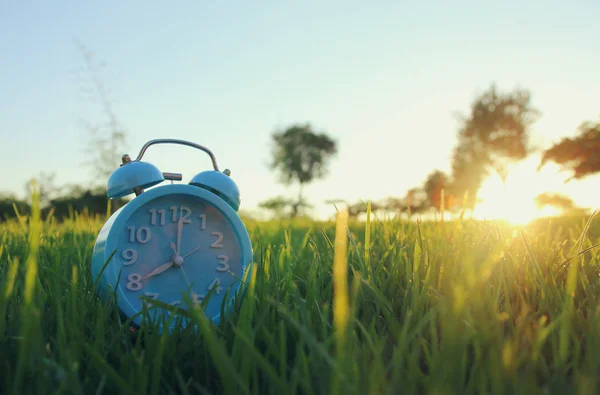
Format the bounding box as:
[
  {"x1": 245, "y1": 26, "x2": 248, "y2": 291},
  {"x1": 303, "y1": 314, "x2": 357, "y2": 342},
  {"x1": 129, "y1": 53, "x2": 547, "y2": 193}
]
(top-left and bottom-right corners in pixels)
[{"x1": 1, "y1": 1, "x2": 599, "y2": 220}]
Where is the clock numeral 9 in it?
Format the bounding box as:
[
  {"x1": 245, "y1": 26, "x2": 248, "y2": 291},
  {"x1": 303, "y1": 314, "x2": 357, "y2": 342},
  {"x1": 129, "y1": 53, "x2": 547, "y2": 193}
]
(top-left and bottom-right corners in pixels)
[
  {"x1": 216, "y1": 255, "x2": 229, "y2": 272},
  {"x1": 127, "y1": 273, "x2": 143, "y2": 291},
  {"x1": 128, "y1": 226, "x2": 151, "y2": 243},
  {"x1": 122, "y1": 248, "x2": 138, "y2": 265}
]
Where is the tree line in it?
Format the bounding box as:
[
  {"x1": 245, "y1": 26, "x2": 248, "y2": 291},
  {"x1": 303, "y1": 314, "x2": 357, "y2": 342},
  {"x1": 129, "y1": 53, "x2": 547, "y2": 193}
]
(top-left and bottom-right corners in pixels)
[
  {"x1": 260, "y1": 83, "x2": 599, "y2": 219},
  {"x1": 1, "y1": 76, "x2": 597, "y2": 222}
]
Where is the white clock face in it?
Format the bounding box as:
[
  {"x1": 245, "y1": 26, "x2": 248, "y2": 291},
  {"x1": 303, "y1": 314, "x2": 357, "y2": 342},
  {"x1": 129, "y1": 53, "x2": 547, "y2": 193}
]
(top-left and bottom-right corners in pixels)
[{"x1": 113, "y1": 193, "x2": 244, "y2": 325}]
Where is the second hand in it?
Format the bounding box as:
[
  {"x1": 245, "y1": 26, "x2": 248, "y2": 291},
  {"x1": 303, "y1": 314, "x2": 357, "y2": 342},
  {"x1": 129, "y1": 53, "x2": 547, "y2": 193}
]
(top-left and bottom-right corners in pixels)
[
  {"x1": 183, "y1": 246, "x2": 200, "y2": 258},
  {"x1": 180, "y1": 266, "x2": 193, "y2": 289}
]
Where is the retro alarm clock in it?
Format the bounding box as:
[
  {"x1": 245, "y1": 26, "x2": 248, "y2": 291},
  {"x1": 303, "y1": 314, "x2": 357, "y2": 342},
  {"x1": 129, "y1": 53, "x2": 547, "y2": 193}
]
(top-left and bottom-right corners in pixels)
[{"x1": 91, "y1": 138, "x2": 253, "y2": 333}]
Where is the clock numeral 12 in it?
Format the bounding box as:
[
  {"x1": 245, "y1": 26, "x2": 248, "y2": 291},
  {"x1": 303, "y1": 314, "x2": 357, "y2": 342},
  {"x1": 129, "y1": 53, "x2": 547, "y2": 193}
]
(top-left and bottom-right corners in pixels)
[{"x1": 170, "y1": 206, "x2": 192, "y2": 223}]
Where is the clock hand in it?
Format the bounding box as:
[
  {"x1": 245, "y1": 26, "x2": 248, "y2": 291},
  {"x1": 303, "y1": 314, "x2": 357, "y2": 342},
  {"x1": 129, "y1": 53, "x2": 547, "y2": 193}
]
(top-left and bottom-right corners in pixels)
[
  {"x1": 180, "y1": 266, "x2": 204, "y2": 305},
  {"x1": 176, "y1": 216, "x2": 183, "y2": 255},
  {"x1": 183, "y1": 246, "x2": 200, "y2": 258},
  {"x1": 180, "y1": 266, "x2": 193, "y2": 288},
  {"x1": 141, "y1": 260, "x2": 173, "y2": 280}
]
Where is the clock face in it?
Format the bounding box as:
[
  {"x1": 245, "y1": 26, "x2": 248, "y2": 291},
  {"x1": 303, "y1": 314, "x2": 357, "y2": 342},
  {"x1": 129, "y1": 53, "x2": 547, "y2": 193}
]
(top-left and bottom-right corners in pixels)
[{"x1": 112, "y1": 192, "x2": 245, "y2": 328}]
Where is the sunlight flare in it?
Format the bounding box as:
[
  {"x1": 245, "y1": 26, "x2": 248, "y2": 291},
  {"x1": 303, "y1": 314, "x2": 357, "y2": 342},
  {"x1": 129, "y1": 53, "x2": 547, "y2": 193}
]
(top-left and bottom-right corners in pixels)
[{"x1": 472, "y1": 157, "x2": 569, "y2": 225}]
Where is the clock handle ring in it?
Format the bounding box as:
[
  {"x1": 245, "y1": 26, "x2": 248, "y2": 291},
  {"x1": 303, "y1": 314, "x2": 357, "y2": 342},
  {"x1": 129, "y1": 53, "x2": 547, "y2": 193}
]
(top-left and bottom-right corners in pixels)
[{"x1": 133, "y1": 139, "x2": 220, "y2": 171}]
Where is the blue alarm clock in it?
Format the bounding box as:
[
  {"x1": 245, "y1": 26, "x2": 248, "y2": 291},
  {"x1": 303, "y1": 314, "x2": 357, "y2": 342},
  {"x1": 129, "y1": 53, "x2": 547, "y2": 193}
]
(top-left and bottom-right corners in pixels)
[{"x1": 91, "y1": 138, "x2": 253, "y2": 333}]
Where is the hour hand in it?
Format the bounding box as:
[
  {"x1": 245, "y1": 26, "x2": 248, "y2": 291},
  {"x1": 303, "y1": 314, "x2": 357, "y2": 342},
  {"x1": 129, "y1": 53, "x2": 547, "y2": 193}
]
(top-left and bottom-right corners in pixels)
[{"x1": 142, "y1": 261, "x2": 173, "y2": 280}]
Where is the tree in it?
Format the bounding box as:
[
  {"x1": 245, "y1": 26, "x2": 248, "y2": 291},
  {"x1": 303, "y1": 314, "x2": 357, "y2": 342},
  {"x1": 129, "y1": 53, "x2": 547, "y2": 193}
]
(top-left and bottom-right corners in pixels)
[
  {"x1": 75, "y1": 41, "x2": 128, "y2": 184},
  {"x1": 269, "y1": 123, "x2": 337, "y2": 218},
  {"x1": 423, "y1": 170, "x2": 452, "y2": 211},
  {"x1": 0, "y1": 193, "x2": 30, "y2": 222},
  {"x1": 534, "y1": 193, "x2": 576, "y2": 212},
  {"x1": 24, "y1": 172, "x2": 59, "y2": 209},
  {"x1": 378, "y1": 191, "x2": 428, "y2": 216},
  {"x1": 259, "y1": 196, "x2": 295, "y2": 219},
  {"x1": 450, "y1": 84, "x2": 540, "y2": 208},
  {"x1": 46, "y1": 188, "x2": 128, "y2": 220},
  {"x1": 538, "y1": 119, "x2": 600, "y2": 181}
]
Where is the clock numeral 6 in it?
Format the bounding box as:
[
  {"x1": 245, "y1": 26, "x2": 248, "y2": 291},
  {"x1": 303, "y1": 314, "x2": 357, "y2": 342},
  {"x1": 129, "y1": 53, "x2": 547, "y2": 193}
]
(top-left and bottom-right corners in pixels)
[
  {"x1": 128, "y1": 226, "x2": 151, "y2": 244},
  {"x1": 127, "y1": 273, "x2": 143, "y2": 291},
  {"x1": 216, "y1": 255, "x2": 229, "y2": 272},
  {"x1": 122, "y1": 248, "x2": 138, "y2": 266}
]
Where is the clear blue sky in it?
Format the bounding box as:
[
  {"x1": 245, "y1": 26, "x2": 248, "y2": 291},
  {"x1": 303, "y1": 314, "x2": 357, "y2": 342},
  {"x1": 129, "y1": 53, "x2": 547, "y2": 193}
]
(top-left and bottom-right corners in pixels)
[{"x1": 1, "y1": 1, "x2": 599, "y2": 219}]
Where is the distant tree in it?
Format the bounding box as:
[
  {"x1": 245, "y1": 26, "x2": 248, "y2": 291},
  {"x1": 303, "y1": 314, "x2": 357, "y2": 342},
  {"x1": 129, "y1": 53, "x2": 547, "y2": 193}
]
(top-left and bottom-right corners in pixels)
[
  {"x1": 75, "y1": 41, "x2": 128, "y2": 184},
  {"x1": 45, "y1": 188, "x2": 128, "y2": 220},
  {"x1": 378, "y1": 190, "x2": 428, "y2": 216},
  {"x1": 538, "y1": 119, "x2": 600, "y2": 181},
  {"x1": 534, "y1": 193, "x2": 576, "y2": 212},
  {"x1": 423, "y1": 170, "x2": 452, "y2": 211},
  {"x1": 259, "y1": 196, "x2": 295, "y2": 219},
  {"x1": 24, "y1": 172, "x2": 59, "y2": 209},
  {"x1": 269, "y1": 123, "x2": 337, "y2": 218},
  {"x1": 450, "y1": 84, "x2": 540, "y2": 208},
  {"x1": 0, "y1": 194, "x2": 30, "y2": 221},
  {"x1": 449, "y1": 142, "x2": 488, "y2": 209}
]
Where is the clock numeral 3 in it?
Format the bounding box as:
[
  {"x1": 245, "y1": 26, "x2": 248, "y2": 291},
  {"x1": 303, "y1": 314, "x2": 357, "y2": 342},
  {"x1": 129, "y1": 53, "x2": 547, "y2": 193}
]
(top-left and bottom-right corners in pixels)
[
  {"x1": 128, "y1": 226, "x2": 151, "y2": 243},
  {"x1": 216, "y1": 255, "x2": 229, "y2": 272},
  {"x1": 127, "y1": 273, "x2": 143, "y2": 291},
  {"x1": 211, "y1": 232, "x2": 224, "y2": 248}
]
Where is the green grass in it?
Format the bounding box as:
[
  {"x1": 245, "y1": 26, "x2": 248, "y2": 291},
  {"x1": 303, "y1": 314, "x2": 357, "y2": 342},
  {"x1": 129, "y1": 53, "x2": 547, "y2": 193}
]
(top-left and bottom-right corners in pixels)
[{"x1": 1, "y1": 193, "x2": 599, "y2": 394}]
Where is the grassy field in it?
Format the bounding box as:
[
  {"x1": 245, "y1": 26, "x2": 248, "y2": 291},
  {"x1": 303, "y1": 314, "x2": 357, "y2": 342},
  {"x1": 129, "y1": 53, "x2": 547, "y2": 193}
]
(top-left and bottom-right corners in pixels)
[{"x1": 0, "y1": 196, "x2": 599, "y2": 395}]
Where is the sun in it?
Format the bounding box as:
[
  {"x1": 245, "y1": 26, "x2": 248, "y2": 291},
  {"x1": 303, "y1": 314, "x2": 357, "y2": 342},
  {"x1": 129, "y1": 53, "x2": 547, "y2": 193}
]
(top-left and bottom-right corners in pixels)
[{"x1": 471, "y1": 157, "x2": 566, "y2": 225}]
